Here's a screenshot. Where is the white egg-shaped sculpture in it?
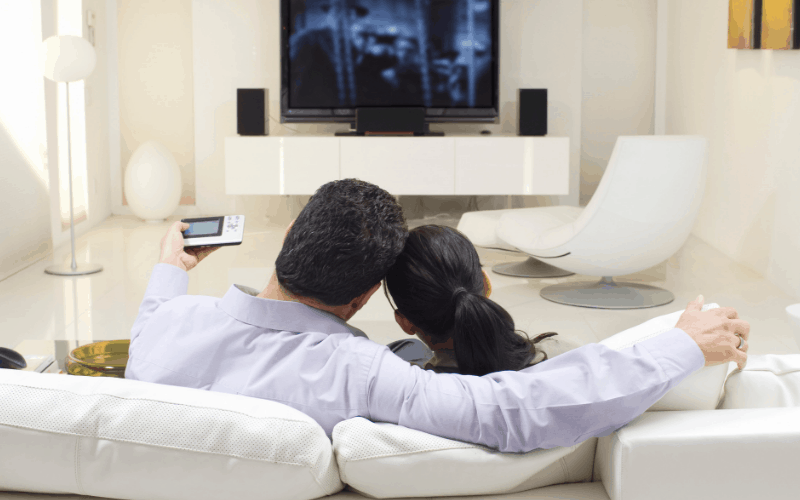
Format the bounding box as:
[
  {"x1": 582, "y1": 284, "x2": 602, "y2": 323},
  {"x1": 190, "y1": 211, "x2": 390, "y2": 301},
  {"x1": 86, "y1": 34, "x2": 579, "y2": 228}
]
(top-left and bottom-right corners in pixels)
[{"x1": 124, "y1": 141, "x2": 182, "y2": 223}]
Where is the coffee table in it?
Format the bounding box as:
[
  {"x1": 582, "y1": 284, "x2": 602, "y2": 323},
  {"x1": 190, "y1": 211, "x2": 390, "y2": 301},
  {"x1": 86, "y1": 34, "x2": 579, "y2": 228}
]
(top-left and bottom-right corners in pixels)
[{"x1": 13, "y1": 339, "x2": 119, "y2": 374}]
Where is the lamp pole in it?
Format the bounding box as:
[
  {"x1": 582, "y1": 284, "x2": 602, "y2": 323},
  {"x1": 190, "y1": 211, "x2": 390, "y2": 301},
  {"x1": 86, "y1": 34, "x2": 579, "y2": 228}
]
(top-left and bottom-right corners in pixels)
[{"x1": 42, "y1": 35, "x2": 102, "y2": 276}]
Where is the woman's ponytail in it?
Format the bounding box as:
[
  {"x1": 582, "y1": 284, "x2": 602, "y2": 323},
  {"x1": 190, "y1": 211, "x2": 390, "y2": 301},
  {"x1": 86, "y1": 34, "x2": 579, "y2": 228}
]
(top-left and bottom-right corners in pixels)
[
  {"x1": 452, "y1": 292, "x2": 534, "y2": 376},
  {"x1": 385, "y1": 225, "x2": 543, "y2": 377}
]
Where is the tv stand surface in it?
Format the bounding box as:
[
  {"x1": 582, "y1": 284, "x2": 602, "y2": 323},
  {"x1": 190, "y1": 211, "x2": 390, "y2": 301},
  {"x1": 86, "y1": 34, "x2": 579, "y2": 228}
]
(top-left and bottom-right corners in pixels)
[
  {"x1": 334, "y1": 131, "x2": 446, "y2": 137},
  {"x1": 225, "y1": 135, "x2": 568, "y2": 196}
]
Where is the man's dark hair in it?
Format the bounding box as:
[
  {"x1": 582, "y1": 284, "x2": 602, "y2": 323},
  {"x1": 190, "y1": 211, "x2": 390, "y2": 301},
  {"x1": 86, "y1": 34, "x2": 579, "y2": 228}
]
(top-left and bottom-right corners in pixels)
[{"x1": 275, "y1": 179, "x2": 407, "y2": 306}]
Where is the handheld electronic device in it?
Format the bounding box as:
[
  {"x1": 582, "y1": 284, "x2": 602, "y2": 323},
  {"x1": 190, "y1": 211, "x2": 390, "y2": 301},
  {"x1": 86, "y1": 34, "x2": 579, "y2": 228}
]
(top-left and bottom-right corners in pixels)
[{"x1": 181, "y1": 216, "x2": 245, "y2": 248}]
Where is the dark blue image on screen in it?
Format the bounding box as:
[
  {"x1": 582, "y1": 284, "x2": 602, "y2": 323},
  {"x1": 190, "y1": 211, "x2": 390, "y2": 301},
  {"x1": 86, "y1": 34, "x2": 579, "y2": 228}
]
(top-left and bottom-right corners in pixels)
[{"x1": 288, "y1": 0, "x2": 493, "y2": 109}]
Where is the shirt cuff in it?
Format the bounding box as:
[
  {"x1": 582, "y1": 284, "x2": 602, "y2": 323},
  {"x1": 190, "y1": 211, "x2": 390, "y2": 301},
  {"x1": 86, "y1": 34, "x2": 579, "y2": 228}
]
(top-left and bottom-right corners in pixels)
[
  {"x1": 145, "y1": 263, "x2": 189, "y2": 299},
  {"x1": 636, "y1": 327, "x2": 706, "y2": 381}
]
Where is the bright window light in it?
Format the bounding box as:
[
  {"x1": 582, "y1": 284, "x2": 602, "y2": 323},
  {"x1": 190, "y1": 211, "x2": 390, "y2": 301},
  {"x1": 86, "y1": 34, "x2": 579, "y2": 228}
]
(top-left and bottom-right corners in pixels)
[
  {"x1": 57, "y1": 0, "x2": 90, "y2": 230},
  {"x1": 0, "y1": 2, "x2": 49, "y2": 188}
]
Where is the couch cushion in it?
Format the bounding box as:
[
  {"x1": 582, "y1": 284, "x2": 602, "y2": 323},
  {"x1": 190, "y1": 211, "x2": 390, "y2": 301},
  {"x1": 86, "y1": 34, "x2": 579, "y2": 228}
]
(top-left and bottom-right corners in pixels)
[
  {"x1": 599, "y1": 303, "x2": 730, "y2": 411},
  {"x1": 719, "y1": 354, "x2": 800, "y2": 409},
  {"x1": 332, "y1": 304, "x2": 727, "y2": 499},
  {"x1": 0, "y1": 369, "x2": 342, "y2": 500},
  {"x1": 332, "y1": 417, "x2": 597, "y2": 499}
]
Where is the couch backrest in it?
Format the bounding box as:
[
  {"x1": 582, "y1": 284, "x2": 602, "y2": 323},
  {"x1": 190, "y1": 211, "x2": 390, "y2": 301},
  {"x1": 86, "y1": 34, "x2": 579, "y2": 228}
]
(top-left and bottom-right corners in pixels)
[{"x1": 0, "y1": 370, "x2": 342, "y2": 500}]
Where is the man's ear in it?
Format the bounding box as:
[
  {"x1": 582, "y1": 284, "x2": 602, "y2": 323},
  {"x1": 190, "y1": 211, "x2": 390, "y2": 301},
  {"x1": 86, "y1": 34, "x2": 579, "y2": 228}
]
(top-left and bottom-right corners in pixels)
[
  {"x1": 394, "y1": 310, "x2": 418, "y2": 336},
  {"x1": 348, "y1": 282, "x2": 381, "y2": 315},
  {"x1": 282, "y1": 219, "x2": 296, "y2": 244}
]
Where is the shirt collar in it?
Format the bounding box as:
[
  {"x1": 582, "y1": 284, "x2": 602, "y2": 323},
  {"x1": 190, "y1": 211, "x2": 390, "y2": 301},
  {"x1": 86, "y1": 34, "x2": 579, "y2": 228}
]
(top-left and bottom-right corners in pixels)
[{"x1": 220, "y1": 284, "x2": 359, "y2": 336}]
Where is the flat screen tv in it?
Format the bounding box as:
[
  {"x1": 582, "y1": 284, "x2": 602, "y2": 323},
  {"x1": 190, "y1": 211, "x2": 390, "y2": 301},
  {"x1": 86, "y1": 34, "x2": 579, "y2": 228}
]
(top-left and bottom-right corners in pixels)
[{"x1": 281, "y1": 0, "x2": 499, "y2": 123}]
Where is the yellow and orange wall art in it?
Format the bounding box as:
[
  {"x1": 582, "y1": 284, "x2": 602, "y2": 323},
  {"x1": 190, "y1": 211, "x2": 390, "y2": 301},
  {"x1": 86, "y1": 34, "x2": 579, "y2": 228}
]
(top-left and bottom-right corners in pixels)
[{"x1": 729, "y1": 0, "x2": 798, "y2": 49}]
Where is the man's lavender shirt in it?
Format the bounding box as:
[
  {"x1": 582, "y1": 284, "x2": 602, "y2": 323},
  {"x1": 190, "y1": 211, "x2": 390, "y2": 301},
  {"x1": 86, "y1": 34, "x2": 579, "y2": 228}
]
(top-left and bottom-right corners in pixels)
[{"x1": 126, "y1": 264, "x2": 705, "y2": 453}]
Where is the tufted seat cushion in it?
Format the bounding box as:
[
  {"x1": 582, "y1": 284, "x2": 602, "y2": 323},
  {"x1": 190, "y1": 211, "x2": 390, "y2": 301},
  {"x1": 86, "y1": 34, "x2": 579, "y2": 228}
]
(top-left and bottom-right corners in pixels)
[{"x1": 0, "y1": 369, "x2": 342, "y2": 500}]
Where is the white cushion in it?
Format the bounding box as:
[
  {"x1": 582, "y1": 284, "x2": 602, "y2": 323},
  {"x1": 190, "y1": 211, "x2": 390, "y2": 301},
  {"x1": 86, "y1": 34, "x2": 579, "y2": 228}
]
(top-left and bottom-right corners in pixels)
[
  {"x1": 719, "y1": 354, "x2": 800, "y2": 409},
  {"x1": 600, "y1": 303, "x2": 730, "y2": 411},
  {"x1": 332, "y1": 417, "x2": 597, "y2": 499},
  {"x1": 458, "y1": 206, "x2": 583, "y2": 252},
  {"x1": 457, "y1": 209, "x2": 518, "y2": 250},
  {"x1": 496, "y1": 206, "x2": 583, "y2": 256},
  {"x1": 0, "y1": 369, "x2": 342, "y2": 500},
  {"x1": 594, "y1": 407, "x2": 800, "y2": 500}
]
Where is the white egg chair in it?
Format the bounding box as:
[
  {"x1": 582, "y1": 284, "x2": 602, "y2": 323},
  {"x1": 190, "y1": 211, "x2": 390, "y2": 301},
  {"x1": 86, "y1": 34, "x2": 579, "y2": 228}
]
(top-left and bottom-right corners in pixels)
[{"x1": 460, "y1": 135, "x2": 708, "y2": 309}]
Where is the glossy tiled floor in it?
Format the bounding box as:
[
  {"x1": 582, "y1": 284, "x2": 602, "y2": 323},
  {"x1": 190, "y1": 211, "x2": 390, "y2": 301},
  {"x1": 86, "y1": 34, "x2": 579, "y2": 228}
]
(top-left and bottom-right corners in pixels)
[{"x1": 1, "y1": 215, "x2": 799, "y2": 359}]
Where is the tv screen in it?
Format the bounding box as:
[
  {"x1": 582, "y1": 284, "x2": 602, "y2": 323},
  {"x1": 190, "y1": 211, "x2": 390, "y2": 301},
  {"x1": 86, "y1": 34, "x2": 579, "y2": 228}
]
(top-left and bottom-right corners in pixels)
[{"x1": 281, "y1": 0, "x2": 498, "y2": 122}]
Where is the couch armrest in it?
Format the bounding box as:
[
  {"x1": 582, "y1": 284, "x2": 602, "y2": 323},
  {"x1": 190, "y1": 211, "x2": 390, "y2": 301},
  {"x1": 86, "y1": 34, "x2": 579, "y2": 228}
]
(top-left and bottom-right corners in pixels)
[{"x1": 593, "y1": 408, "x2": 800, "y2": 500}]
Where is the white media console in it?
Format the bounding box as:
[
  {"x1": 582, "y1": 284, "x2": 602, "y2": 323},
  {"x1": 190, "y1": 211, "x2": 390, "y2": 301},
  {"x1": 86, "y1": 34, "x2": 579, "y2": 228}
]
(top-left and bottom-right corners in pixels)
[{"x1": 225, "y1": 135, "x2": 569, "y2": 196}]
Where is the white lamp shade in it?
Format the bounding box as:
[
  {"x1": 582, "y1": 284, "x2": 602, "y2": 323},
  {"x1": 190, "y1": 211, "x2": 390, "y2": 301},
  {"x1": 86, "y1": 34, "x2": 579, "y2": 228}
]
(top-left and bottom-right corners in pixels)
[{"x1": 41, "y1": 35, "x2": 96, "y2": 82}]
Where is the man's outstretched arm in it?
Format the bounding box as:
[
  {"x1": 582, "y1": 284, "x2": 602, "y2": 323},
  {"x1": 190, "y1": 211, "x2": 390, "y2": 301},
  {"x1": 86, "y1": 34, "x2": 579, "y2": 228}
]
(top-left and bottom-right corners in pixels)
[
  {"x1": 367, "y1": 298, "x2": 749, "y2": 454},
  {"x1": 130, "y1": 222, "x2": 219, "y2": 345},
  {"x1": 368, "y1": 329, "x2": 704, "y2": 452},
  {"x1": 367, "y1": 327, "x2": 704, "y2": 453},
  {"x1": 130, "y1": 264, "x2": 189, "y2": 344}
]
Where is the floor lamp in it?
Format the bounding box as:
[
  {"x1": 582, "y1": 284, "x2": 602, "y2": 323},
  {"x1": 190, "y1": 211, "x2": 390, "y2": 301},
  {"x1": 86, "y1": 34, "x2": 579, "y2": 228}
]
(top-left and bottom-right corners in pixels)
[{"x1": 42, "y1": 35, "x2": 102, "y2": 276}]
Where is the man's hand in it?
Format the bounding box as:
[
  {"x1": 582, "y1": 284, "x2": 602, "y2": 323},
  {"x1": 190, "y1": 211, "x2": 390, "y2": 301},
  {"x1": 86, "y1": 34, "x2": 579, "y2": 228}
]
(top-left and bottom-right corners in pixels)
[
  {"x1": 159, "y1": 222, "x2": 220, "y2": 272},
  {"x1": 675, "y1": 295, "x2": 750, "y2": 371}
]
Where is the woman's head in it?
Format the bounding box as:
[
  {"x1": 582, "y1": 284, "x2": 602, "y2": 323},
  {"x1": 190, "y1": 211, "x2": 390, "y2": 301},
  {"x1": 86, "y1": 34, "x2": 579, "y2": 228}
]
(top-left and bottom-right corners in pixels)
[{"x1": 384, "y1": 225, "x2": 535, "y2": 376}]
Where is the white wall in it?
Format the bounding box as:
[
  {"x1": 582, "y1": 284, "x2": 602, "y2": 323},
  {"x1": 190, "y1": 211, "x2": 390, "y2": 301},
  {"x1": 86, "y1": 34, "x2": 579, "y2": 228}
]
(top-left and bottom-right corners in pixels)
[
  {"x1": 116, "y1": 0, "x2": 195, "y2": 209},
  {"x1": 103, "y1": 0, "x2": 656, "y2": 223},
  {"x1": 0, "y1": 1, "x2": 52, "y2": 280},
  {"x1": 581, "y1": 0, "x2": 657, "y2": 205},
  {"x1": 664, "y1": 0, "x2": 800, "y2": 300},
  {"x1": 81, "y1": 0, "x2": 113, "y2": 241},
  {"x1": 186, "y1": 0, "x2": 585, "y2": 223}
]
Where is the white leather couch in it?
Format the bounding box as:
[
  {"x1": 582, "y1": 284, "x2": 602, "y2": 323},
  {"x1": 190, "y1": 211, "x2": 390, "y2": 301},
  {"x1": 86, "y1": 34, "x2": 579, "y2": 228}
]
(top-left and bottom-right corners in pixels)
[{"x1": 2, "y1": 307, "x2": 799, "y2": 500}]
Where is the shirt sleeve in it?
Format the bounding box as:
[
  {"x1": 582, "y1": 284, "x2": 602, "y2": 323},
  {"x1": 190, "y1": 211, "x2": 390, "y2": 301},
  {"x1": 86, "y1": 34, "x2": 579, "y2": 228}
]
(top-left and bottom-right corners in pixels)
[
  {"x1": 130, "y1": 264, "x2": 189, "y2": 347},
  {"x1": 366, "y1": 327, "x2": 705, "y2": 453}
]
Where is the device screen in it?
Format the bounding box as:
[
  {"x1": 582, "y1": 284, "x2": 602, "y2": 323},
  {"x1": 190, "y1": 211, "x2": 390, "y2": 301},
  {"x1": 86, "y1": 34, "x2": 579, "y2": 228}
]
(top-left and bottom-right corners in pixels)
[{"x1": 184, "y1": 220, "x2": 220, "y2": 237}]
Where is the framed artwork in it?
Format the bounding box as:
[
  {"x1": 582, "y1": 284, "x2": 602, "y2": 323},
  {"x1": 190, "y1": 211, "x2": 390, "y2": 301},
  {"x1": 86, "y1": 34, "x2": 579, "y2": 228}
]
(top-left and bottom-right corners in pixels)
[
  {"x1": 728, "y1": 0, "x2": 758, "y2": 49},
  {"x1": 761, "y1": 0, "x2": 795, "y2": 49},
  {"x1": 729, "y1": 0, "x2": 800, "y2": 49}
]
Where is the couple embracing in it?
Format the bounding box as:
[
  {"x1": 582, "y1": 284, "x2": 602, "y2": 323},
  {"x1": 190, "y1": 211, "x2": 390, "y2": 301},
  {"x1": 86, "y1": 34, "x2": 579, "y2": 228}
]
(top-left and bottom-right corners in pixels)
[{"x1": 126, "y1": 179, "x2": 749, "y2": 452}]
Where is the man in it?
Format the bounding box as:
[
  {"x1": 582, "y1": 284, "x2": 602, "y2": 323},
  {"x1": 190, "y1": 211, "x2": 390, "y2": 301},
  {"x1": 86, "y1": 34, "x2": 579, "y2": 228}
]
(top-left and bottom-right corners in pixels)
[{"x1": 126, "y1": 179, "x2": 750, "y2": 453}]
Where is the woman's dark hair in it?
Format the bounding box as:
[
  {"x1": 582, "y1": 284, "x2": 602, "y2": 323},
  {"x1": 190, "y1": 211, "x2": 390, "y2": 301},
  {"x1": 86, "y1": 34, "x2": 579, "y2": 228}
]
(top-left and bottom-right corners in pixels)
[
  {"x1": 275, "y1": 179, "x2": 407, "y2": 306},
  {"x1": 385, "y1": 225, "x2": 552, "y2": 376}
]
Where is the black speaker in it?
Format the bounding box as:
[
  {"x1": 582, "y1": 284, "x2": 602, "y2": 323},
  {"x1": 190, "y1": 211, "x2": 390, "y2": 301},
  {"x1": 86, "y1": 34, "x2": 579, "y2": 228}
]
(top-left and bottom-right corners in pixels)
[
  {"x1": 356, "y1": 107, "x2": 426, "y2": 135},
  {"x1": 237, "y1": 88, "x2": 267, "y2": 136},
  {"x1": 518, "y1": 89, "x2": 547, "y2": 136}
]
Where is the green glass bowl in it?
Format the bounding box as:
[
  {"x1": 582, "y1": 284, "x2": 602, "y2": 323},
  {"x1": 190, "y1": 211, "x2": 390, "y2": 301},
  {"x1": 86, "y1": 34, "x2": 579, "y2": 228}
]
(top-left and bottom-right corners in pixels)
[{"x1": 66, "y1": 340, "x2": 130, "y2": 378}]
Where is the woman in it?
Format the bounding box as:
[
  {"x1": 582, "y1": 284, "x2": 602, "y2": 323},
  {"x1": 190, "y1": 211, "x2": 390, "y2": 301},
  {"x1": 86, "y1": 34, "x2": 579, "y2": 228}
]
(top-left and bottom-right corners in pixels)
[{"x1": 384, "y1": 225, "x2": 577, "y2": 376}]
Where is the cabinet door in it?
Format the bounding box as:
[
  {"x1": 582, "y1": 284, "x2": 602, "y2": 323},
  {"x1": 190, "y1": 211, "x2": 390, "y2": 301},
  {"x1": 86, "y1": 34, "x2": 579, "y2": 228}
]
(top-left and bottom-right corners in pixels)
[
  {"x1": 455, "y1": 137, "x2": 569, "y2": 195},
  {"x1": 282, "y1": 137, "x2": 340, "y2": 195},
  {"x1": 340, "y1": 138, "x2": 456, "y2": 195}
]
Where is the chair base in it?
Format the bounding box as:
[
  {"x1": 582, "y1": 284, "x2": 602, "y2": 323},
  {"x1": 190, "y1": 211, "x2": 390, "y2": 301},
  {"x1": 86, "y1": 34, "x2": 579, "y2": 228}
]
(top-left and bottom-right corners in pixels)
[
  {"x1": 541, "y1": 277, "x2": 674, "y2": 309},
  {"x1": 492, "y1": 257, "x2": 574, "y2": 279}
]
